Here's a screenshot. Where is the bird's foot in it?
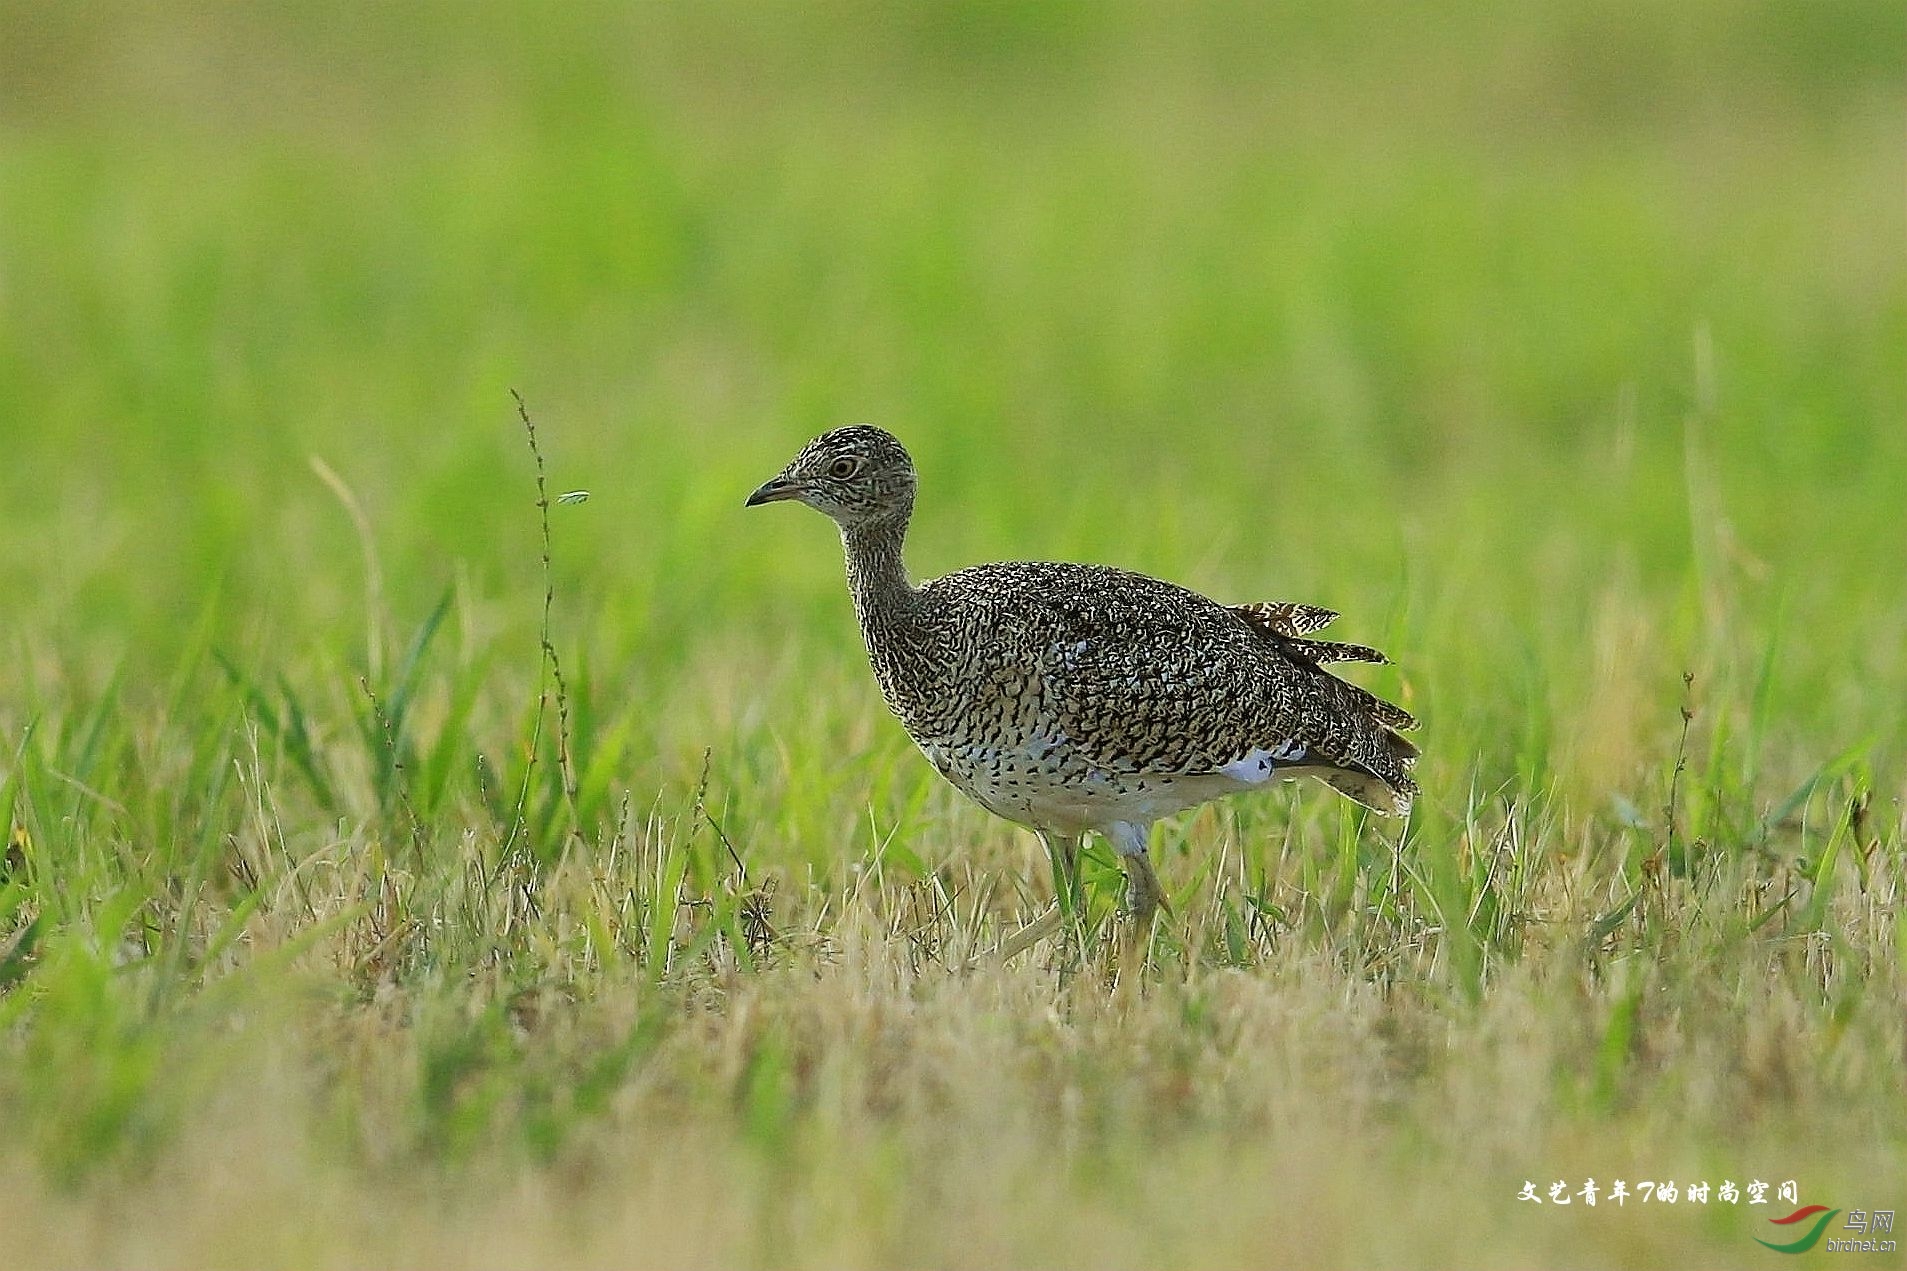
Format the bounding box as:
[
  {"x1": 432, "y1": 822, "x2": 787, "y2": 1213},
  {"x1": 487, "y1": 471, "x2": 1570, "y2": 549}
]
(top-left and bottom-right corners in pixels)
[{"x1": 990, "y1": 904, "x2": 1064, "y2": 963}]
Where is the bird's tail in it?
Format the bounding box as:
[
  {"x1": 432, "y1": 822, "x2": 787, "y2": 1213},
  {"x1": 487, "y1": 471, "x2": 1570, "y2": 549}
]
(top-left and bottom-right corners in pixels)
[
  {"x1": 1314, "y1": 759, "x2": 1417, "y2": 817},
  {"x1": 1231, "y1": 599, "x2": 1421, "y2": 816}
]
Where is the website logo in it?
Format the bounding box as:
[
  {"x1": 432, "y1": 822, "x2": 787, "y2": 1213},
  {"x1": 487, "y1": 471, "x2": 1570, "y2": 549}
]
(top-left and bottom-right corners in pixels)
[{"x1": 1755, "y1": 1206, "x2": 1839, "y2": 1254}]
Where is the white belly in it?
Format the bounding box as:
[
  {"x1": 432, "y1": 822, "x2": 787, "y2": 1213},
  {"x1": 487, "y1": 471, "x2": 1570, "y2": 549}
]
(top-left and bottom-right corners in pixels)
[{"x1": 917, "y1": 738, "x2": 1276, "y2": 836}]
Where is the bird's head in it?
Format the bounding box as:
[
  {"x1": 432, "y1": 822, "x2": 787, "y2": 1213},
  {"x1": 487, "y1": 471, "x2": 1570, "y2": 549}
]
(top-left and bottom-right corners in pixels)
[{"x1": 745, "y1": 425, "x2": 917, "y2": 530}]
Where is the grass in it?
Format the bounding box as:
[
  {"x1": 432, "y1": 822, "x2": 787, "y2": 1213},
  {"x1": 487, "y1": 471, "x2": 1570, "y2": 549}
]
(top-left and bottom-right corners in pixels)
[{"x1": 1, "y1": 2, "x2": 1903, "y2": 1266}]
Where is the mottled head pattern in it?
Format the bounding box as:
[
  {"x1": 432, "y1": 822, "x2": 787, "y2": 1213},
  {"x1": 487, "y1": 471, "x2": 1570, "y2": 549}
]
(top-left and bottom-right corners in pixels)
[{"x1": 746, "y1": 425, "x2": 917, "y2": 529}]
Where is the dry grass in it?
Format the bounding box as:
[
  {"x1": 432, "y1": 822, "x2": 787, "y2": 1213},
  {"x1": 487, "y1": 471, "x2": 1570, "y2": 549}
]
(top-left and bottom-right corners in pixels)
[{"x1": 2, "y1": 2, "x2": 1904, "y2": 1266}]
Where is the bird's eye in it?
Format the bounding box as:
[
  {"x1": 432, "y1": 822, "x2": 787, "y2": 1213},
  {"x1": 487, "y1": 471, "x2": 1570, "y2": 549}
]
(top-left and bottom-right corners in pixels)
[{"x1": 828, "y1": 457, "x2": 859, "y2": 479}]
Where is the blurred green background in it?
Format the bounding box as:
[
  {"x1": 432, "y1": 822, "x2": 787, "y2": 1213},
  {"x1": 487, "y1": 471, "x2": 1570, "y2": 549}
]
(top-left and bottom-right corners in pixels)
[
  {"x1": 3, "y1": 2, "x2": 1900, "y2": 710},
  {"x1": 0, "y1": 3, "x2": 1902, "y2": 1265}
]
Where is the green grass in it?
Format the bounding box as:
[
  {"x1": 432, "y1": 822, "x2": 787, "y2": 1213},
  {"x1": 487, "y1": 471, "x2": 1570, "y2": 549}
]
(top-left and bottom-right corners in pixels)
[{"x1": 1, "y1": 2, "x2": 1903, "y2": 1266}]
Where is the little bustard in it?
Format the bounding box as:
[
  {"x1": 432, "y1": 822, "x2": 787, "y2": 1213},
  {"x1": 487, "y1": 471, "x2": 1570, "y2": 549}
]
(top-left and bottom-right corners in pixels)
[{"x1": 747, "y1": 426, "x2": 1418, "y2": 956}]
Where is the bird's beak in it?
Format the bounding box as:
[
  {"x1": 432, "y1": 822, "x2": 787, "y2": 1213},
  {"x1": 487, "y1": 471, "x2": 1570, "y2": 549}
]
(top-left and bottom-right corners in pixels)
[{"x1": 744, "y1": 475, "x2": 799, "y2": 507}]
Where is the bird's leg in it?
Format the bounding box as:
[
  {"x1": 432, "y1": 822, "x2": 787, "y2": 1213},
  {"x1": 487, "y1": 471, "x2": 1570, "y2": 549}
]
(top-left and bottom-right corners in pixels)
[
  {"x1": 984, "y1": 832, "x2": 1090, "y2": 961},
  {"x1": 990, "y1": 831, "x2": 1086, "y2": 964},
  {"x1": 1042, "y1": 830, "x2": 1084, "y2": 922},
  {"x1": 1108, "y1": 821, "x2": 1167, "y2": 973},
  {"x1": 992, "y1": 907, "x2": 1062, "y2": 963},
  {"x1": 1040, "y1": 829, "x2": 1087, "y2": 961}
]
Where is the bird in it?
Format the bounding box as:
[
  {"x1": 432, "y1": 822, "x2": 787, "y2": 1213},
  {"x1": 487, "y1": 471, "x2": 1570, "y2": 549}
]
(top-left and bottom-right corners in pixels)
[{"x1": 746, "y1": 425, "x2": 1418, "y2": 960}]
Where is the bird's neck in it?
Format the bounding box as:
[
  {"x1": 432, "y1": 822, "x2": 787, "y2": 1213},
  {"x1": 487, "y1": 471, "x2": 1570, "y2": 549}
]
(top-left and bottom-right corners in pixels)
[
  {"x1": 841, "y1": 517, "x2": 919, "y2": 626},
  {"x1": 842, "y1": 517, "x2": 932, "y2": 713}
]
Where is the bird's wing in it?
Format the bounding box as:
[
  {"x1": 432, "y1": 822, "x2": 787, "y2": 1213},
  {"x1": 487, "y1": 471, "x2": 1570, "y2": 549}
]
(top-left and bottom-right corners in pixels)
[
  {"x1": 995, "y1": 567, "x2": 1371, "y2": 774},
  {"x1": 1229, "y1": 600, "x2": 1340, "y2": 637},
  {"x1": 932, "y1": 562, "x2": 1417, "y2": 804},
  {"x1": 1228, "y1": 600, "x2": 1416, "y2": 730},
  {"x1": 1229, "y1": 601, "x2": 1396, "y2": 669}
]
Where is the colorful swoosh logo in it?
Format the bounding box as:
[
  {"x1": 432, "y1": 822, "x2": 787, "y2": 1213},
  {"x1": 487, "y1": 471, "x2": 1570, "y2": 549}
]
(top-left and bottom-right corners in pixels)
[{"x1": 1755, "y1": 1205, "x2": 1840, "y2": 1254}]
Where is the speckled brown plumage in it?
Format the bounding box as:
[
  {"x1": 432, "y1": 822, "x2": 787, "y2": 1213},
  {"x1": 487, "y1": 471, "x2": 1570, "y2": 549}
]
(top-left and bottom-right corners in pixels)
[{"x1": 748, "y1": 425, "x2": 1419, "y2": 939}]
